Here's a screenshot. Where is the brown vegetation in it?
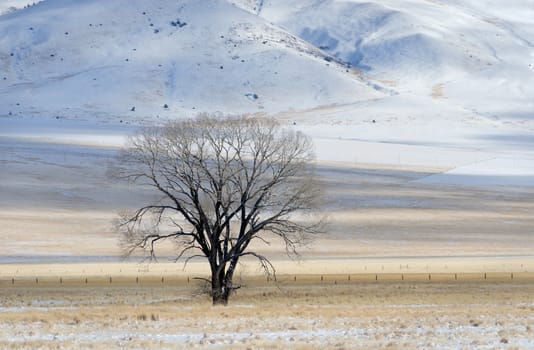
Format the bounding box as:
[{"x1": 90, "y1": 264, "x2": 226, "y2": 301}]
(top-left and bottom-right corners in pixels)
[{"x1": 0, "y1": 281, "x2": 533, "y2": 349}]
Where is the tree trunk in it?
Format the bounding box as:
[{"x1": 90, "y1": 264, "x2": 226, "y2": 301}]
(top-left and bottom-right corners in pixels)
[
  {"x1": 210, "y1": 258, "x2": 240, "y2": 305},
  {"x1": 211, "y1": 282, "x2": 229, "y2": 305},
  {"x1": 211, "y1": 265, "x2": 230, "y2": 305}
]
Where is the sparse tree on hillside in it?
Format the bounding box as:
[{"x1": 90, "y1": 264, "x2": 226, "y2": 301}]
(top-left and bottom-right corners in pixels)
[{"x1": 110, "y1": 114, "x2": 322, "y2": 305}]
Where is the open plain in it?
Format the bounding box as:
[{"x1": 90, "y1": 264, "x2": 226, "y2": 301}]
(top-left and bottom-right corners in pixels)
[
  {"x1": 1, "y1": 280, "x2": 534, "y2": 349},
  {"x1": 1, "y1": 125, "x2": 534, "y2": 348},
  {"x1": 1, "y1": 119, "x2": 533, "y2": 349}
]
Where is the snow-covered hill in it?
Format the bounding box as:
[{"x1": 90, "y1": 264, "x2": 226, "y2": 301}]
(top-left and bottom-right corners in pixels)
[
  {"x1": 1, "y1": 0, "x2": 532, "y2": 125},
  {"x1": 0, "y1": 0, "x2": 381, "y2": 121},
  {"x1": 0, "y1": 0, "x2": 43, "y2": 15},
  {"x1": 1, "y1": 0, "x2": 534, "y2": 185},
  {"x1": 240, "y1": 0, "x2": 534, "y2": 120},
  {"x1": 2, "y1": 0, "x2": 534, "y2": 123}
]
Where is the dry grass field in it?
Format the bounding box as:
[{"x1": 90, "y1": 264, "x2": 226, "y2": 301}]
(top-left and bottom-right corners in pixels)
[{"x1": 0, "y1": 280, "x2": 533, "y2": 349}]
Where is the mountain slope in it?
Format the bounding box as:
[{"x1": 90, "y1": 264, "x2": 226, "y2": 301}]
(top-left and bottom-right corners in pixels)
[
  {"x1": 0, "y1": 0, "x2": 43, "y2": 15},
  {"x1": 3, "y1": 0, "x2": 534, "y2": 123},
  {"x1": 241, "y1": 0, "x2": 534, "y2": 120},
  {"x1": 1, "y1": 0, "x2": 533, "y2": 157},
  {"x1": 0, "y1": 0, "x2": 381, "y2": 121}
]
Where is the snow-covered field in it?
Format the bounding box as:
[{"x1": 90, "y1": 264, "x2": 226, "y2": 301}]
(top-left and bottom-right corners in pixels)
[{"x1": 1, "y1": 282, "x2": 533, "y2": 349}]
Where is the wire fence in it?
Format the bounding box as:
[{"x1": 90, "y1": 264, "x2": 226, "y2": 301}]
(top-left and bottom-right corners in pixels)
[{"x1": 1, "y1": 271, "x2": 533, "y2": 287}]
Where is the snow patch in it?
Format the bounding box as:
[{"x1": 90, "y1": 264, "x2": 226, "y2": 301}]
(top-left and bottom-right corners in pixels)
[{"x1": 417, "y1": 158, "x2": 534, "y2": 187}]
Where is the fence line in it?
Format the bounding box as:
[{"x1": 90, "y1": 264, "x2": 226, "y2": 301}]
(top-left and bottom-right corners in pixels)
[{"x1": 1, "y1": 272, "x2": 533, "y2": 287}]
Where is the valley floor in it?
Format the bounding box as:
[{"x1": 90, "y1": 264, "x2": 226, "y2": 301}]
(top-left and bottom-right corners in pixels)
[
  {"x1": 2, "y1": 135, "x2": 534, "y2": 260},
  {"x1": 1, "y1": 114, "x2": 534, "y2": 348},
  {"x1": 0, "y1": 281, "x2": 533, "y2": 349}
]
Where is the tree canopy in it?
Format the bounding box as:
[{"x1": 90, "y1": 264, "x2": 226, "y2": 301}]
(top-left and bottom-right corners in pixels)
[{"x1": 110, "y1": 115, "x2": 322, "y2": 304}]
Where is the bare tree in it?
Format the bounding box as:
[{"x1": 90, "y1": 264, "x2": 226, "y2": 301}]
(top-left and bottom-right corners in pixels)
[{"x1": 110, "y1": 114, "x2": 322, "y2": 305}]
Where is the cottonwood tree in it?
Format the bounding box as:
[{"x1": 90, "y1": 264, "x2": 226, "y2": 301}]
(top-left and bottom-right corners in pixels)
[{"x1": 110, "y1": 115, "x2": 322, "y2": 305}]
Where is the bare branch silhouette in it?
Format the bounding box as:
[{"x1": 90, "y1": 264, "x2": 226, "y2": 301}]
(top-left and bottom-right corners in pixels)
[{"x1": 109, "y1": 114, "x2": 323, "y2": 305}]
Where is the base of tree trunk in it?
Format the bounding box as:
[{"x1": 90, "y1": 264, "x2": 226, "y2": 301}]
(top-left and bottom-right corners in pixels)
[{"x1": 212, "y1": 291, "x2": 229, "y2": 306}]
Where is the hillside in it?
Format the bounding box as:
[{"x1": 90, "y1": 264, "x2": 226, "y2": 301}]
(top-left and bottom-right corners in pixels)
[
  {"x1": 0, "y1": 0, "x2": 533, "y2": 174},
  {"x1": 2, "y1": 0, "x2": 533, "y2": 125},
  {"x1": 0, "y1": 0, "x2": 381, "y2": 121},
  {"x1": 0, "y1": 0, "x2": 43, "y2": 15},
  {"x1": 236, "y1": 0, "x2": 534, "y2": 120}
]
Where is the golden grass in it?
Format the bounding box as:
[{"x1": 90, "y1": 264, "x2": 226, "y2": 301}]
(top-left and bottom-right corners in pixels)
[
  {"x1": 2, "y1": 254, "x2": 534, "y2": 280},
  {"x1": 1, "y1": 282, "x2": 533, "y2": 349}
]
